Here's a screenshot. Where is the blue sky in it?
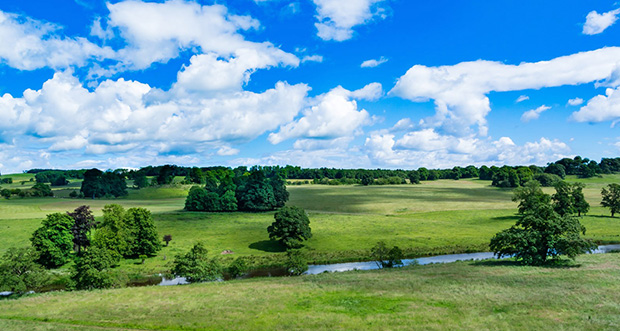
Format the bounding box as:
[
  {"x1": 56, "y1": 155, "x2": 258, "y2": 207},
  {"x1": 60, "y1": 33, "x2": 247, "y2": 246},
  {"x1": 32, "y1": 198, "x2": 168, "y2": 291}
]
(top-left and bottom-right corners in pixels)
[{"x1": 0, "y1": 0, "x2": 620, "y2": 173}]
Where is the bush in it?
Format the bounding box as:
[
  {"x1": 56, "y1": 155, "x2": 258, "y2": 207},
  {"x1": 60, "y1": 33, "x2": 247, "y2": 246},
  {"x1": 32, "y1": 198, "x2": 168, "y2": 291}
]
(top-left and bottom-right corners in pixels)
[
  {"x1": 71, "y1": 246, "x2": 120, "y2": 290},
  {"x1": 228, "y1": 257, "x2": 249, "y2": 279},
  {"x1": 285, "y1": 250, "x2": 308, "y2": 276},
  {"x1": 171, "y1": 243, "x2": 223, "y2": 282},
  {"x1": 0, "y1": 247, "x2": 49, "y2": 293},
  {"x1": 370, "y1": 242, "x2": 404, "y2": 268}
]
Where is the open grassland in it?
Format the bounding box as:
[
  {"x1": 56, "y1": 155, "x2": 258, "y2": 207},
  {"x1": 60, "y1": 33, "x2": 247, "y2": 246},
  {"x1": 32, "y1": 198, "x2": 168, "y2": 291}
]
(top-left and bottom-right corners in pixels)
[
  {"x1": 1, "y1": 176, "x2": 620, "y2": 273},
  {"x1": 0, "y1": 253, "x2": 619, "y2": 330}
]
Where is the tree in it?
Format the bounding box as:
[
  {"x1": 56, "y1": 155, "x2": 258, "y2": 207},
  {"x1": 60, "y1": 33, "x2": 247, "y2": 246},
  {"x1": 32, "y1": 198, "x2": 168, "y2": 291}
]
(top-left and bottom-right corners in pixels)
[
  {"x1": 125, "y1": 207, "x2": 161, "y2": 257},
  {"x1": 360, "y1": 173, "x2": 373, "y2": 186},
  {"x1": 268, "y1": 206, "x2": 312, "y2": 249},
  {"x1": 236, "y1": 171, "x2": 276, "y2": 211},
  {"x1": 91, "y1": 204, "x2": 131, "y2": 261},
  {"x1": 156, "y1": 165, "x2": 175, "y2": 185},
  {"x1": 163, "y1": 234, "x2": 172, "y2": 247},
  {"x1": 1, "y1": 188, "x2": 10, "y2": 199},
  {"x1": 67, "y1": 205, "x2": 97, "y2": 254},
  {"x1": 171, "y1": 242, "x2": 222, "y2": 282},
  {"x1": 71, "y1": 246, "x2": 118, "y2": 290},
  {"x1": 133, "y1": 172, "x2": 149, "y2": 189},
  {"x1": 370, "y1": 242, "x2": 404, "y2": 268},
  {"x1": 31, "y1": 183, "x2": 53, "y2": 197},
  {"x1": 0, "y1": 247, "x2": 49, "y2": 293},
  {"x1": 512, "y1": 181, "x2": 551, "y2": 214},
  {"x1": 552, "y1": 181, "x2": 575, "y2": 216},
  {"x1": 601, "y1": 183, "x2": 620, "y2": 217},
  {"x1": 185, "y1": 167, "x2": 205, "y2": 184},
  {"x1": 490, "y1": 202, "x2": 596, "y2": 265},
  {"x1": 270, "y1": 174, "x2": 289, "y2": 208},
  {"x1": 30, "y1": 213, "x2": 74, "y2": 268},
  {"x1": 408, "y1": 171, "x2": 420, "y2": 184},
  {"x1": 81, "y1": 169, "x2": 127, "y2": 198},
  {"x1": 228, "y1": 257, "x2": 249, "y2": 278},
  {"x1": 572, "y1": 183, "x2": 590, "y2": 217}
]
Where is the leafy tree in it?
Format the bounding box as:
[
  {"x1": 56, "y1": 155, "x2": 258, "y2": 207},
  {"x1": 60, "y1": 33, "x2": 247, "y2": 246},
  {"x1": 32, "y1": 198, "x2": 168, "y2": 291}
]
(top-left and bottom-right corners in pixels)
[
  {"x1": 91, "y1": 204, "x2": 131, "y2": 261},
  {"x1": 67, "y1": 205, "x2": 97, "y2": 254},
  {"x1": 31, "y1": 183, "x2": 53, "y2": 197},
  {"x1": 51, "y1": 175, "x2": 68, "y2": 186},
  {"x1": 552, "y1": 181, "x2": 575, "y2": 216},
  {"x1": 133, "y1": 172, "x2": 149, "y2": 189},
  {"x1": 69, "y1": 190, "x2": 78, "y2": 198},
  {"x1": 285, "y1": 249, "x2": 308, "y2": 276},
  {"x1": 171, "y1": 242, "x2": 223, "y2": 282},
  {"x1": 490, "y1": 202, "x2": 596, "y2": 265},
  {"x1": 236, "y1": 171, "x2": 276, "y2": 211},
  {"x1": 71, "y1": 246, "x2": 118, "y2": 290},
  {"x1": 270, "y1": 174, "x2": 289, "y2": 208},
  {"x1": 125, "y1": 207, "x2": 161, "y2": 257},
  {"x1": 156, "y1": 165, "x2": 176, "y2": 185},
  {"x1": 30, "y1": 213, "x2": 74, "y2": 268},
  {"x1": 1, "y1": 188, "x2": 10, "y2": 199},
  {"x1": 185, "y1": 186, "x2": 210, "y2": 211},
  {"x1": 512, "y1": 181, "x2": 551, "y2": 214},
  {"x1": 81, "y1": 169, "x2": 127, "y2": 198},
  {"x1": 408, "y1": 171, "x2": 420, "y2": 184},
  {"x1": 360, "y1": 173, "x2": 373, "y2": 186},
  {"x1": 370, "y1": 241, "x2": 404, "y2": 268},
  {"x1": 219, "y1": 190, "x2": 238, "y2": 212},
  {"x1": 0, "y1": 247, "x2": 49, "y2": 293},
  {"x1": 572, "y1": 183, "x2": 590, "y2": 217},
  {"x1": 533, "y1": 173, "x2": 562, "y2": 187},
  {"x1": 185, "y1": 167, "x2": 205, "y2": 184},
  {"x1": 268, "y1": 206, "x2": 312, "y2": 249},
  {"x1": 228, "y1": 257, "x2": 249, "y2": 278},
  {"x1": 545, "y1": 163, "x2": 566, "y2": 179},
  {"x1": 601, "y1": 183, "x2": 620, "y2": 217}
]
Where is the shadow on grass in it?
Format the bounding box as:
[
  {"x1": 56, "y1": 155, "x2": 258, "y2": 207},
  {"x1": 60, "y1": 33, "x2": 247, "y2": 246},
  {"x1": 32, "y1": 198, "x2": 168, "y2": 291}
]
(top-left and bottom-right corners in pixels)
[
  {"x1": 490, "y1": 215, "x2": 519, "y2": 221},
  {"x1": 471, "y1": 258, "x2": 582, "y2": 269},
  {"x1": 586, "y1": 214, "x2": 617, "y2": 219},
  {"x1": 249, "y1": 240, "x2": 286, "y2": 253}
]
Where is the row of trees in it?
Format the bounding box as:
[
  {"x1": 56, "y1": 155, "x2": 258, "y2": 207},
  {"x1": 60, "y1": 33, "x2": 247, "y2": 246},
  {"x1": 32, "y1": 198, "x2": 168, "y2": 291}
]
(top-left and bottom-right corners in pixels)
[{"x1": 185, "y1": 169, "x2": 288, "y2": 212}]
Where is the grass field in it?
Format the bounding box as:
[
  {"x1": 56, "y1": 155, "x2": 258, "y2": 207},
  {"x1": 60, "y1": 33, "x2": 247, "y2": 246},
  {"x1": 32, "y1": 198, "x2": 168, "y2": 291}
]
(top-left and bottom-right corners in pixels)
[
  {"x1": 0, "y1": 252, "x2": 618, "y2": 330},
  {"x1": 1, "y1": 175, "x2": 619, "y2": 273}
]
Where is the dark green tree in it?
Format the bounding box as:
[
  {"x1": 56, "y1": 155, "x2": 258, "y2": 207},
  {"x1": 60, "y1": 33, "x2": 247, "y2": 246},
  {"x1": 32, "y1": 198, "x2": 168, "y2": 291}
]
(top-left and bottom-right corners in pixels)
[
  {"x1": 370, "y1": 241, "x2": 404, "y2": 268},
  {"x1": 185, "y1": 167, "x2": 205, "y2": 184},
  {"x1": 285, "y1": 249, "x2": 308, "y2": 276},
  {"x1": 512, "y1": 181, "x2": 551, "y2": 214},
  {"x1": 490, "y1": 202, "x2": 596, "y2": 265},
  {"x1": 270, "y1": 174, "x2": 289, "y2": 208},
  {"x1": 236, "y1": 171, "x2": 276, "y2": 212},
  {"x1": 156, "y1": 165, "x2": 175, "y2": 185},
  {"x1": 31, "y1": 183, "x2": 53, "y2": 197},
  {"x1": 30, "y1": 213, "x2": 74, "y2": 268},
  {"x1": 267, "y1": 206, "x2": 312, "y2": 249},
  {"x1": 1, "y1": 188, "x2": 10, "y2": 199},
  {"x1": 133, "y1": 172, "x2": 149, "y2": 189},
  {"x1": 601, "y1": 183, "x2": 620, "y2": 217},
  {"x1": 408, "y1": 171, "x2": 420, "y2": 184},
  {"x1": 67, "y1": 205, "x2": 97, "y2": 254},
  {"x1": 0, "y1": 247, "x2": 49, "y2": 293},
  {"x1": 91, "y1": 204, "x2": 131, "y2": 261},
  {"x1": 171, "y1": 242, "x2": 222, "y2": 282},
  {"x1": 552, "y1": 181, "x2": 575, "y2": 216},
  {"x1": 572, "y1": 183, "x2": 590, "y2": 217},
  {"x1": 360, "y1": 173, "x2": 373, "y2": 186}
]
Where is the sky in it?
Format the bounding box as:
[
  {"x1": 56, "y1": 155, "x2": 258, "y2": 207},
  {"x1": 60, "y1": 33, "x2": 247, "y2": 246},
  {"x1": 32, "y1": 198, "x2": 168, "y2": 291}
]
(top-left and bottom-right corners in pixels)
[{"x1": 1, "y1": 0, "x2": 620, "y2": 173}]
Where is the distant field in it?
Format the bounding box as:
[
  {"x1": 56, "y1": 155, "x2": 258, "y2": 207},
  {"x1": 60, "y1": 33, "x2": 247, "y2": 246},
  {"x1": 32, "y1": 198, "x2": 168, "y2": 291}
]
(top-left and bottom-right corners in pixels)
[
  {"x1": 0, "y1": 253, "x2": 618, "y2": 330},
  {"x1": 1, "y1": 175, "x2": 619, "y2": 273}
]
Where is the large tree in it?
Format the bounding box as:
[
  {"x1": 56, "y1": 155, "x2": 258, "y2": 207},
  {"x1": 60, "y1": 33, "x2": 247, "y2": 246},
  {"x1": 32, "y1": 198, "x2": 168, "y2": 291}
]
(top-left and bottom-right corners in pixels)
[
  {"x1": 572, "y1": 183, "x2": 590, "y2": 217},
  {"x1": 171, "y1": 242, "x2": 222, "y2": 282},
  {"x1": 491, "y1": 188, "x2": 595, "y2": 265},
  {"x1": 30, "y1": 213, "x2": 74, "y2": 268},
  {"x1": 601, "y1": 183, "x2": 620, "y2": 217},
  {"x1": 125, "y1": 207, "x2": 161, "y2": 257},
  {"x1": 512, "y1": 180, "x2": 551, "y2": 214},
  {"x1": 0, "y1": 247, "x2": 49, "y2": 293},
  {"x1": 268, "y1": 206, "x2": 312, "y2": 249}
]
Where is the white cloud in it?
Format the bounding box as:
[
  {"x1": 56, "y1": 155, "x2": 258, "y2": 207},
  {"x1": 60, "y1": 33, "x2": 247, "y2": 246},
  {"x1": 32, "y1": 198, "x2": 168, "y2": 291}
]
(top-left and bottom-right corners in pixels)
[
  {"x1": 0, "y1": 10, "x2": 113, "y2": 70},
  {"x1": 390, "y1": 47, "x2": 620, "y2": 136},
  {"x1": 516, "y1": 95, "x2": 529, "y2": 103},
  {"x1": 268, "y1": 83, "x2": 381, "y2": 145},
  {"x1": 521, "y1": 105, "x2": 550, "y2": 122},
  {"x1": 361, "y1": 56, "x2": 388, "y2": 68},
  {"x1": 365, "y1": 131, "x2": 570, "y2": 169},
  {"x1": 583, "y1": 9, "x2": 620, "y2": 35},
  {"x1": 301, "y1": 55, "x2": 324, "y2": 63},
  {"x1": 217, "y1": 146, "x2": 240, "y2": 156},
  {"x1": 571, "y1": 87, "x2": 620, "y2": 124},
  {"x1": 568, "y1": 97, "x2": 584, "y2": 106},
  {"x1": 313, "y1": 0, "x2": 388, "y2": 41}
]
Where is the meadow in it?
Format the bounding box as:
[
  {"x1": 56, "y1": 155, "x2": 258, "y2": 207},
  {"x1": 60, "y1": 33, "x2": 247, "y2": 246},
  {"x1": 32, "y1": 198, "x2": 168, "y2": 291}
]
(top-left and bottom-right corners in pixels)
[
  {"x1": 1, "y1": 174, "x2": 620, "y2": 273},
  {"x1": 0, "y1": 253, "x2": 618, "y2": 330}
]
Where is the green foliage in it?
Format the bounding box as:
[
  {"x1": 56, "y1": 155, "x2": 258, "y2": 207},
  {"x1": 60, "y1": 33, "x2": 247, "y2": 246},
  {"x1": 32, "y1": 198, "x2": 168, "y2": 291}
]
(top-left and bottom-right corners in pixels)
[
  {"x1": 125, "y1": 207, "x2": 161, "y2": 257},
  {"x1": 171, "y1": 242, "x2": 223, "y2": 282},
  {"x1": 185, "y1": 167, "x2": 205, "y2": 184},
  {"x1": 268, "y1": 206, "x2": 312, "y2": 249},
  {"x1": 370, "y1": 242, "x2": 404, "y2": 268},
  {"x1": 285, "y1": 249, "x2": 308, "y2": 276},
  {"x1": 163, "y1": 234, "x2": 172, "y2": 247},
  {"x1": 601, "y1": 183, "x2": 620, "y2": 217},
  {"x1": 0, "y1": 247, "x2": 49, "y2": 293},
  {"x1": 81, "y1": 169, "x2": 127, "y2": 198},
  {"x1": 512, "y1": 181, "x2": 551, "y2": 214},
  {"x1": 92, "y1": 204, "x2": 131, "y2": 261},
  {"x1": 228, "y1": 257, "x2": 249, "y2": 278},
  {"x1": 156, "y1": 165, "x2": 175, "y2": 185},
  {"x1": 360, "y1": 173, "x2": 373, "y2": 186},
  {"x1": 68, "y1": 205, "x2": 97, "y2": 253},
  {"x1": 533, "y1": 173, "x2": 562, "y2": 187},
  {"x1": 30, "y1": 213, "x2": 74, "y2": 268},
  {"x1": 133, "y1": 172, "x2": 149, "y2": 189},
  {"x1": 237, "y1": 171, "x2": 277, "y2": 212},
  {"x1": 491, "y1": 191, "x2": 596, "y2": 265},
  {"x1": 184, "y1": 186, "x2": 211, "y2": 211},
  {"x1": 71, "y1": 246, "x2": 119, "y2": 290},
  {"x1": 572, "y1": 183, "x2": 590, "y2": 217},
  {"x1": 552, "y1": 181, "x2": 575, "y2": 216},
  {"x1": 30, "y1": 182, "x2": 53, "y2": 197},
  {"x1": 0, "y1": 188, "x2": 10, "y2": 199}
]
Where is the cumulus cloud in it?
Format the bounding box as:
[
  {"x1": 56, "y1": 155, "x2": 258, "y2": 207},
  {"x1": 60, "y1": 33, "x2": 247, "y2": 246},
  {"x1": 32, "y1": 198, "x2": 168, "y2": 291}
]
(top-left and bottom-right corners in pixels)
[
  {"x1": 571, "y1": 87, "x2": 620, "y2": 124},
  {"x1": 521, "y1": 105, "x2": 550, "y2": 122},
  {"x1": 267, "y1": 83, "x2": 381, "y2": 145},
  {"x1": 390, "y1": 47, "x2": 620, "y2": 136},
  {"x1": 516, "y1": 95, "x2": 529, "y2": 103},
  {"x1": 0, "y1": 10, "x2": 113, "y2": 70},
  {"x1": 365, "y1": 131, "x2": 570, "y2": 169},
  {"x1": 313, "y1": 0, "x2": 388, "y2": 41},
  {"x1": 361, "y1": 56, "x2": 388, "y2": 68},
  {"x1": 568, "y1": 97, "x2": 584, "y2": 106},
  {"x1": 583, "y1": 8, "x2": 620, "y2": 35}
]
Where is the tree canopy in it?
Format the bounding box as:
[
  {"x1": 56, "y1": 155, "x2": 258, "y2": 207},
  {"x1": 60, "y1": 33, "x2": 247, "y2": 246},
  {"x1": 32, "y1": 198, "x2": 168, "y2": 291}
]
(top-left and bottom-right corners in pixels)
[{"x1": 267, "y1": 206, "x2": 312, "y2": 249}]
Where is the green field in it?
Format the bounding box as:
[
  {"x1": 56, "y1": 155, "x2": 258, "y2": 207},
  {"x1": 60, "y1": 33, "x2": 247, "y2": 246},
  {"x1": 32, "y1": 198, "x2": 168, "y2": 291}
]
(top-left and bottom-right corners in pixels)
[
  {"x1": 0, "y1": 253, "x2": 618, "y2": 330},
  {"x1": 1, "y1": 175, "x2": 620, "y2": 273}
]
